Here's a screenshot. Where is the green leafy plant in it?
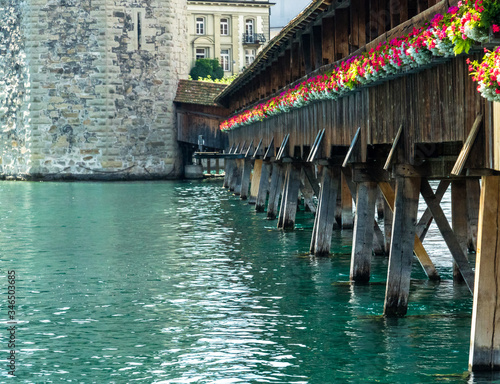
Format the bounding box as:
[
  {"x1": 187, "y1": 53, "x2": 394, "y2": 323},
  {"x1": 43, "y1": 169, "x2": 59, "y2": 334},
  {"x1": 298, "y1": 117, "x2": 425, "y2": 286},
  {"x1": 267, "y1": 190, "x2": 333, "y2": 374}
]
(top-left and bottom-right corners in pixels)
[{"x1": 189, "y1": 59, "x2": 224, "y2": 81}]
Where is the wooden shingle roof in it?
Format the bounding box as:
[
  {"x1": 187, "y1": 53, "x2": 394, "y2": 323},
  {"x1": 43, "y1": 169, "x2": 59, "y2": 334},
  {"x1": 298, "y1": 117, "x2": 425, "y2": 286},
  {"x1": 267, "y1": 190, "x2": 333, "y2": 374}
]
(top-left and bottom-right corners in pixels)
[{"x1": 174, "y1": 80, "x2": 228, "y2": 107}]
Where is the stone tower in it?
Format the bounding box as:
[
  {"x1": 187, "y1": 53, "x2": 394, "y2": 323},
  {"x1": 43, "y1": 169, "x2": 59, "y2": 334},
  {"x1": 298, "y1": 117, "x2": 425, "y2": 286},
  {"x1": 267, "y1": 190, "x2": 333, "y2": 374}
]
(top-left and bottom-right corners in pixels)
[{"x1": 0, "y1": 0, "x2": 188, "y2": 180}]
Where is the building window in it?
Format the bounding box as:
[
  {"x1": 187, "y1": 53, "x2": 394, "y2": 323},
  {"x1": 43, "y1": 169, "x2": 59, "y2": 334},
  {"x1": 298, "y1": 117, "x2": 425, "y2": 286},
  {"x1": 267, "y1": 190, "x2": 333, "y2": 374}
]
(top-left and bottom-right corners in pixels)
[
  {"x1": 220, "y1": 18, "x2": 229, "y2": 36},
  {"x1": 221, "y1": 49, "x2": 230, "y2": 71},
  {"x1": 196, "y1": 48, "x2": 207, "y2": 60},
  {"x1": 245, "y1": 49, "x2": 255, "y2": 66},
  {"x1": 196, "y1": 17, "x2": 205, "y2": 35},
  {"x1": 245, "y1": 19, "x2": 254, "y2": 42}
]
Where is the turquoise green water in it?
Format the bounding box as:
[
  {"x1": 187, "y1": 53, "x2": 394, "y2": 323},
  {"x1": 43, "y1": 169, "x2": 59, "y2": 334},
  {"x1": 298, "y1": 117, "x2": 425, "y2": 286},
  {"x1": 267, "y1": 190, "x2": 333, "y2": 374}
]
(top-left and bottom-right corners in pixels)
[{"x1": 0, "y1": 180, "x2": 496, "y2": 383}]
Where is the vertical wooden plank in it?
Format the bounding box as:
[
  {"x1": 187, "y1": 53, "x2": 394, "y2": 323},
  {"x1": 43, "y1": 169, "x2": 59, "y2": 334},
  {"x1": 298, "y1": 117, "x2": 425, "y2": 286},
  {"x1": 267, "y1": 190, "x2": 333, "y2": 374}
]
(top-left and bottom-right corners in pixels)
[
  {"x1": 350, "y1": 182, "x2": 378, "y2": 283},
  {"x1": 335, "y1": 9, "x2": 349, "y2": 61},
  {"x1": 278, "y1": 164, "x2": 301, "y2": 230},
  {"x1": 494, "y1": 102, "x2": 500, "y2": 171},
  {"x1": 249, "y1": 159, "x2": 263, "y2": 204},
  {"x1": 322, "y1": 17, "x2": 335, "y2": 65},
  {"x1": 255, "y1": 161, "x2": 271, "y2": 212},
  {"x1": 469, "y1": 176, "x2": 500, "y2": 371},
  {"x1": 267, "y1": 163, "x2": 284, "y2": 220},
  {"x1": 311, "y1": 166, "x2": 340, "y2": 256},
  {"x1": 301, "y1": 33, "x2": 312, "y2": 74},
  {"x1": 467, "y1": 178, "x2": 481, "y2": 252},
  {"x1": 452, "y1": 180, "x2": 468, "y2": 283},
  {"x1": 384, "y1": 177, "x2": 421, "y2": 317}
]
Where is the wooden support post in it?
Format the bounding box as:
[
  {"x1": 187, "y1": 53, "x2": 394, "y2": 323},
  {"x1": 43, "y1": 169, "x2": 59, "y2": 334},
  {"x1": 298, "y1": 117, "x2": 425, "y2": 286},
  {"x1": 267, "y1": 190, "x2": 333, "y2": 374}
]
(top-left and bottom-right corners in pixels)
[
  {"x1": 240, "y1": 159, "x2": 252, "y2": 200},
  {"x1": 383, "y1": 198, "x2": 393, "y2": 254},
  {"x1": 341, "y1": 172, "x2": 354, "y2": 229},
  {"x1": 206, "y1": 159, "x2": 211, "y2": 175},
  {"x1": 384, "y1": 177, "x2": 421, "y2": 317},
  {"x1": 469, "y1": 176, "x2": 500, "y2": 371},
  {"x1": 310, "y1": 166, "x2": 340, "y2": 256},
  {"x1": 467, "y1": 179, "x2": 480, "y2": 252},
  {"x1": 376, "y1": 194, "x2": 385, "y2": 219},
  {"x1": 350, "y1": 182, "x2": 378, "y2": 283},
  {"x1": 300, "y1": 173, "x2": 316, "y2": 213},
  {"x1": 420, "y1": 179, "x2": 475, "y2": 293},
  {"x1": 223, "y1": 159, "x2": 233, "y2": 188},
  {"x1": 215, "y1": 159, "x2": 220, "y2": 175},
  {"x1": 249, "y1": 159, "x2": 262, "y2": 204},
  {"x1": 379, "y1": 181, "x2": 440, "y2": 281},
  {"x1": 267, "y1": 163, "x2": 284, "y2": 220},
  {"x1": 452, "y1": 180, "x2": 468, "y2": 284},
  {"x1": 256, "y1": 162, "x2": 271, "y2": 212},
  {"x1": 232, "y1": 159, "x2": 243, "y2": 195},
  {"x1": 416, "y1": 180, "x2": 450, "y2": 241},
  {"x1": 277, "y1": 164, "x2": 301, "y2": 230}
]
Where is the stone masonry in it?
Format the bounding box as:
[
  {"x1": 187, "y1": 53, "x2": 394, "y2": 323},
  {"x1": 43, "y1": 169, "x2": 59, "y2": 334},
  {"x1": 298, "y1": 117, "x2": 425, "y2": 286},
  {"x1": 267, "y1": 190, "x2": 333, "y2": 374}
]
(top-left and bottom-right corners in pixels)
[{"x1": 0, "y1": 0, "x2": 188, "y2": 180}]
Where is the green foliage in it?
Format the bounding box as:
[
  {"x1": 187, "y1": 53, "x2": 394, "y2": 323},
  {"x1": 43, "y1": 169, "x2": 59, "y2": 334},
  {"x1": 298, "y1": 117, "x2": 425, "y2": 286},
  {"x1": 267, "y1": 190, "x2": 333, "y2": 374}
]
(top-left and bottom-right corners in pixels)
[
  {"x1": 188, "y1": 74, "x2": 238, "y2": 84},
  {"x1": 189, "y1": 59, "x2": 224, "y2": 81}
]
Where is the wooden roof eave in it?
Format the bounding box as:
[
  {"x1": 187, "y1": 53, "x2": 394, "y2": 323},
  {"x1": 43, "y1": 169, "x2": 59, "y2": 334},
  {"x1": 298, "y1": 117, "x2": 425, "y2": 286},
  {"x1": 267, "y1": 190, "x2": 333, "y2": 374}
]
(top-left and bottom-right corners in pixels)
[
  {"x1": 219, "y1": 0, "x2": 463, "y2": 116},
  {"x1": 215, "y1": 0, "x2": 342, "y2": 104},
  {"x1": 216, "y1": 0, "x2": 461, "y2": 108}
]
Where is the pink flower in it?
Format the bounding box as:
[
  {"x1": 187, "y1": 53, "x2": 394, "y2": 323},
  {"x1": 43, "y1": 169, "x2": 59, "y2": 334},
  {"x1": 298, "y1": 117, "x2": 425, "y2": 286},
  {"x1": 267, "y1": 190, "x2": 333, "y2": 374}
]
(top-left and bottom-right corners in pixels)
[
  {"x1": 448, "y1": 6, "x2": 459, "y2": 14},
  {"x1": 493, "y1": 25, "x2": 500, "y2": 33}
]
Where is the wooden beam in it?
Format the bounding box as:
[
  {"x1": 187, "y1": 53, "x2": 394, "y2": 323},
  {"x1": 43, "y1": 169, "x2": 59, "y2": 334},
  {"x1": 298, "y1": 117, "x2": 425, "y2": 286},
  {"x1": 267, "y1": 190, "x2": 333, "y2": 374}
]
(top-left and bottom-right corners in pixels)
[
  {"x1": 278, "y1": 164, "x2": 302, "y2": 230},
  {"x1": 379, "y1": 181, "x2": 440, "y2": 281},
  {"x1": 416, "y1": 180, "x2": 450, "y2": 241},
  {"x1": 451, "y1": 114, "x2": 483, "y2": 175},
  {"x1": 420, "y1": 179, "x2": 475, "y2": 293},
  {"x1": 384, "y1": 124, "x2": 403, "y2": 170},
  {"x1": 384, "y1": 177, "x2": 421, "y2": 317},
  {"x1": 249, "y1": 159, "x2": 262, "y2": 204},
  {"x1": 322, "y1": 16, "x2": 335, "y2": 65},
  {"x1": 350, "y1": 181, "x2": 378, "y2": 283},
  {"x1": 267, "y1": 163, "x2": 284, "y2": 220},
  {"x1": 255, "y1": 161, "x2": 271, "y2": 212},
  {"x1": 342, "y1": 127, "x2": 361, "y2": 167},
  {"x1": 335, "y1": 8, "x2": 349, "y2": 60},
  {"x1": 469, "y1": 175, "x2": 500, "y2": 371},
  {"x1": 312, "y1": 25, "x2": 323, "y2": 70},
  {"x1": 310, "y1": 166, "x2": 340, "y2": 256}
]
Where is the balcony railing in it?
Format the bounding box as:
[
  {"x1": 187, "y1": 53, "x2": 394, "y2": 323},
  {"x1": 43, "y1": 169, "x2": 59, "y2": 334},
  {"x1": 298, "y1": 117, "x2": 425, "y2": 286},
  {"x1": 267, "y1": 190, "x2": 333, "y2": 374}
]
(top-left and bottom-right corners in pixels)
[{"x1": 242, "y1": 33, "x2": 266, "y2": 45}]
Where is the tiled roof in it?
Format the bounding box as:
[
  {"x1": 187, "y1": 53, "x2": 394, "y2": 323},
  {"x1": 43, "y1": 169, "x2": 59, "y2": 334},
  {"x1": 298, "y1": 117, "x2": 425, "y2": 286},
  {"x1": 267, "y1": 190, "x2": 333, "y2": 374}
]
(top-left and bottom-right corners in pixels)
[{"x1": 174, "y1": 80, "x2": 228, "y2": 107}]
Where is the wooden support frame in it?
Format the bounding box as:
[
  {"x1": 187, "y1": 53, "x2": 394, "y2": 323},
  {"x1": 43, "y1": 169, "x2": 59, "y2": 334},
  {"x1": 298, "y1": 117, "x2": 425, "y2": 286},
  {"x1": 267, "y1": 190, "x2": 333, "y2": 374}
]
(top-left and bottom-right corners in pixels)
[
  {"x1": 384, "y1": 124, "x2": 403, "y2": 171},
  {"x1": 469, "y1": 175, "x2": 500, "y2": 371},
  {"x1": 263, "y1": 137, "x2": 275, "y2": 160},
  {"x1": 277, "y1": 163, "x2": 302, "y2": 230},
  {"x1": 420, "y1": 179, "x2": 475, "y2": 293},
  {"x1": 310, "y1": 166, "x2": 340, "y2": 256},
  {"x1": 307, "y1": 129, "x2": 325, "y2": 162},
  {"x1": 255, "y1": 160, "x2": 271, "y2": 212},
  {"x1": 239, "y1": 159, "x2": 253, "y2": 200},
  {"x1": 252, "y1": 138, "x2": 263, "y2": 159},
  {"x1": 343, "y1": 127, "x2": 362, "y2": 167},
  {"x1": 276, "y1": 134, "x2": 290, "y2": 161},
  {"x1": 416, "y1": 180, "x2": 450, "y2": 241},
  {"x1": 350, "y1": 181, "x2": 378, "y2": 283},
  {"x1": 267, "y1": 163, "x2": 284, "y2": 220},
  {"x1": 249, "y1": 159, "x2": 262, "y2": 204},
  {"x1": 384, "y1": 176, "x2": 421, "y2": 317},
  {"x1": 379, "y1": 181, "x2": 440, "y2": 281},
  {"x1": 451, "y1": 114, "x2": 483, "y2": 175}
]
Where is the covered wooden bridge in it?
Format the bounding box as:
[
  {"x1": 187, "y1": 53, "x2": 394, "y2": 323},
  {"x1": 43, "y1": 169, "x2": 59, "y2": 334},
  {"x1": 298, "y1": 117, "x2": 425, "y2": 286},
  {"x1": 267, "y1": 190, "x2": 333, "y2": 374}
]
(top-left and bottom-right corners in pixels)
[{"x1": 213, "y1": 0, "x2": 500, "y2": 372}]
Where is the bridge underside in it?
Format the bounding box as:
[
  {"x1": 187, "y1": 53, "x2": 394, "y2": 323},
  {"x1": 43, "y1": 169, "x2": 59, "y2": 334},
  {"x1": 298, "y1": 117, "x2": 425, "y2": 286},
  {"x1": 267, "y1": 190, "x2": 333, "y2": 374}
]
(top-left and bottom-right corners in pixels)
[{"x1": 222, "y1": 54, "x2": 500, "y2": 371}]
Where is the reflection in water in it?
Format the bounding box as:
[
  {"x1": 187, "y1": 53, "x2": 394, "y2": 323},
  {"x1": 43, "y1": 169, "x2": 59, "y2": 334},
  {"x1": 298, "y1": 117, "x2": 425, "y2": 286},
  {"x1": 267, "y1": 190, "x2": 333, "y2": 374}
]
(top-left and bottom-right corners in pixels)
[{"x1": 0, "y1": 180, "x2": 482, "y2": 383}]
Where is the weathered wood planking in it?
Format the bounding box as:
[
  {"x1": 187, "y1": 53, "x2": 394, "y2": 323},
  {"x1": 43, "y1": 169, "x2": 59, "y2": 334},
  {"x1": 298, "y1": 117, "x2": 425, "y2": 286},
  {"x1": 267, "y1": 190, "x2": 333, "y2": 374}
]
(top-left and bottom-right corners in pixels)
[{"x1": 228, "y1": 55, "x2": 486, "y2": 167}]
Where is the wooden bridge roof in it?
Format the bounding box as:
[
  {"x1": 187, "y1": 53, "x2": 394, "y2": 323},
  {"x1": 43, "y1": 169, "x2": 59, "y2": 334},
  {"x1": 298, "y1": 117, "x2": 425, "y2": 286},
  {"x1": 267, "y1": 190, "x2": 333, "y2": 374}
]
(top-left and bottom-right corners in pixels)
[
  {"x1": 216, "y1": 0, "x2": 460, "y2": 110},
  {"x1": 175, "y1": 80, "x2": 228, "y2": 107}
]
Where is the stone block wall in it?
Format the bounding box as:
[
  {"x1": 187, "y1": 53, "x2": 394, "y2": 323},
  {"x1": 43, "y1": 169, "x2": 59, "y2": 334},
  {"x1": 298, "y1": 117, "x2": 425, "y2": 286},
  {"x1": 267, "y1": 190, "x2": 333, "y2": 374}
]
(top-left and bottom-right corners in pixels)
[{"x1": 0, "y1": 0, "x2": 188, "y2": 180}]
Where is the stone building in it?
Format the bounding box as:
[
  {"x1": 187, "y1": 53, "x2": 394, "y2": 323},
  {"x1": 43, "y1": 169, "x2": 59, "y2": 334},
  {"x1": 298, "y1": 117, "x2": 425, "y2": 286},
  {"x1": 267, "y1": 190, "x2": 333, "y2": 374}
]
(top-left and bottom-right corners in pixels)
[
  {"x1": 187, "y1": 0, "x2": 273, "y2": 77},
  {"x1": 0, "y1": 0, "x2": 188, "y2": 180}
]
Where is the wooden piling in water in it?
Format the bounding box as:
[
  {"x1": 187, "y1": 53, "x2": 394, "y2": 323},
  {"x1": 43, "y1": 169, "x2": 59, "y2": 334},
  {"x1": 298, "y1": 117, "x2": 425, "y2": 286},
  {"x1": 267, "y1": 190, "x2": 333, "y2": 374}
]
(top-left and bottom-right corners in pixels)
[
  {"x1": 240, "y1": 159, "x2": 253, "y2": 200},
  {"x1": 256, "y1": 161, "x2": 271, "y2": 212},
  {"x1": 350, "y1": 181, "x2": 378, "y2": 283},
  {"x1": 277, "y1": 163, "x2": 301, "y2": 230},
  {"x1": 267, "y1": 163, "x2": 284, "y2": 220},
  {"x1": 469, "y1": 175, "x2": 500, "y2": 371},
  {"x1": 249, "y1": 159, "x2": 263, "y2": 204},
  {"x1": 341, "y1": 172, "x2": 354, "y2": 229},
  {"x1": 383, "y1": 177, "x2": 421, "y2": 317},
  {"x1": 452, "y1": 180, "x2": 468, "y2": 284},
  {"x1": 466, "y1": 179, "x2": 480, "y2": 253},
  {"x1": 310, "y1": 166, "x2": 340, "y2": 256}
]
